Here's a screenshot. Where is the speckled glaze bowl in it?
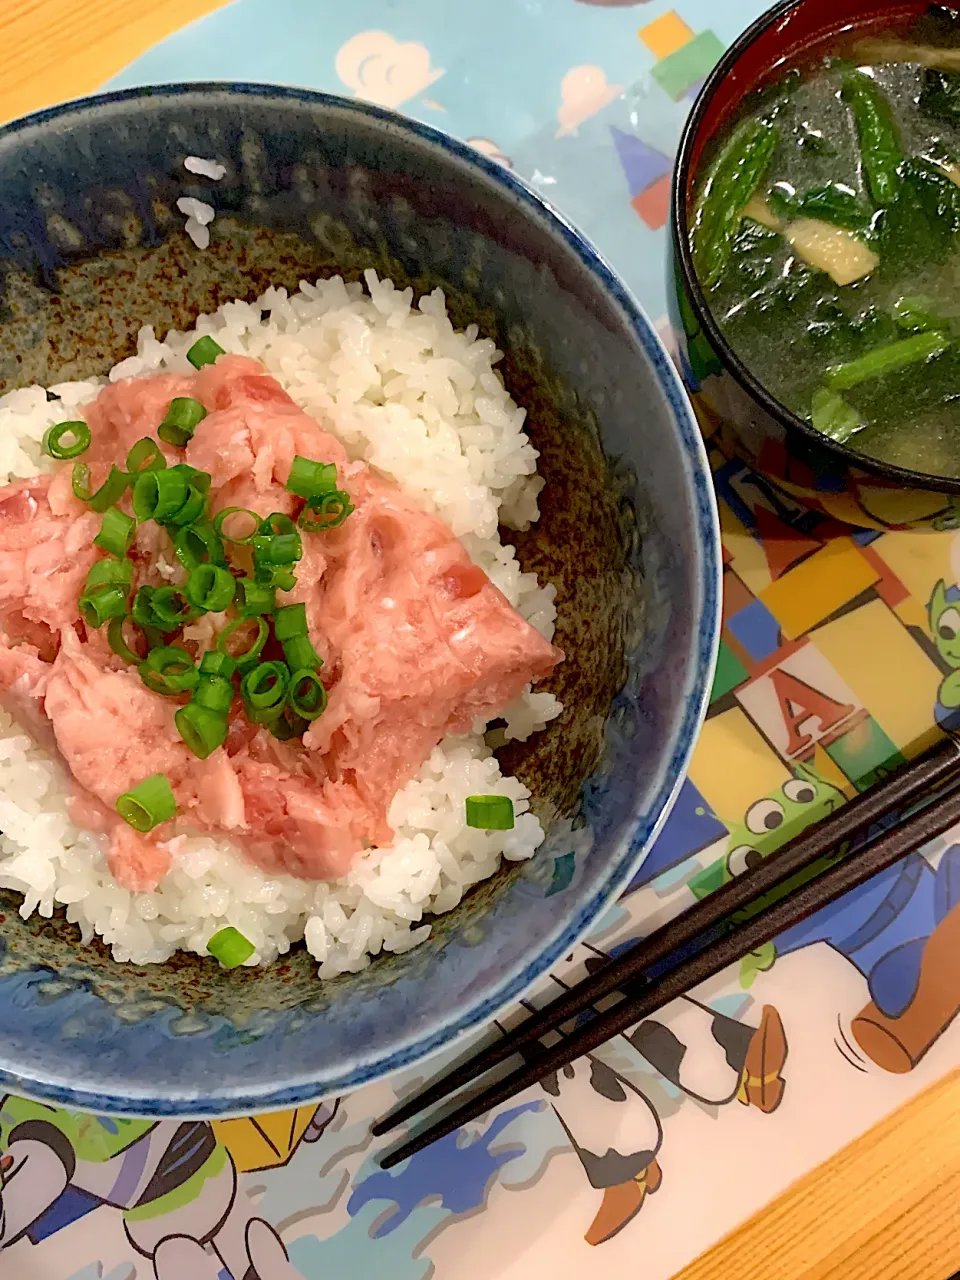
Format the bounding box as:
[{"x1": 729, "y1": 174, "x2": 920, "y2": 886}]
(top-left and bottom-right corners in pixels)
[
  {"x1": 670, "y1": 0, "x2": 960, "y2": 532},
  {"x1": 0, "y1": 84, "x2": 720, "y2": 1115}
]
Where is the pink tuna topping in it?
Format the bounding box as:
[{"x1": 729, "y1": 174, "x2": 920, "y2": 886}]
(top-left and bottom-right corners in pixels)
[{"x1": 0, "y1": 356, "x2": 562, "y2": 888}]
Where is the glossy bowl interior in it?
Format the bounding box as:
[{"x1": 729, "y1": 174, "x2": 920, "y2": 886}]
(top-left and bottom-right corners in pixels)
[
  {"x1": 0, "y1": 84, "x2": 720, "y2": 1115},
  {"x1": 671, "y1": 0, "x2": 960, "y2": 530}
]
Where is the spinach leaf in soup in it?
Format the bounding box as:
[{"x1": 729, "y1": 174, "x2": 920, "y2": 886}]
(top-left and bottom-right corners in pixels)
[
  {"x1": 878, "y1": 157, "x2": 960, "y2": 274},
  {"x1": 919, "y1": 68, "x2": 960, "y2": 126}
]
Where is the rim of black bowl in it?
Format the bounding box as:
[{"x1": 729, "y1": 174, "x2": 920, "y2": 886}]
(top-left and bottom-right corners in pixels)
[
  {"x1": 0, "y1": 82, "x2": 722, "y2": 1116},
  {"x1": 673, "y1": 0, "x2": 960, "y2": 498}
]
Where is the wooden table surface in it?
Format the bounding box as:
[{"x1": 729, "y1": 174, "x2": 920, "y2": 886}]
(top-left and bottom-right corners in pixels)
[{"x1": 4, "y1": 3, "x2": 960, "y2": 1278}]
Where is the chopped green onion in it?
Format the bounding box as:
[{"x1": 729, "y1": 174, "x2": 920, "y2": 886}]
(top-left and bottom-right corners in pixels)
[
  {"x1": 79, "y1": 585, "x2": 128, "y2": 629},
  {"x1": 274, "y1": 602, "x2": 307, "y2": 641},
  {"x1": 465, "y1": 795, "x2": 515, "y2": 830},
  {"x1": 73, "y1": 463, "x2": 130, "y2": 513},
  {"x1": 168, "y1": 463, "x2": 212, "y2": 495},
  {"x1": 193, "y1": 674, "x2": 235, "y2": 714},
  {"x1": 298, "y1": 490, "x2": 354, "y2": 531},
  {"x1": 282, "y1": 634, "x2": 322, "y2": 672},
  {"x1": 86, "y1": 557, "x2": 134, "y2": 591},
  {"x1": 138, "y1": 645, "x2": 199, "y2": 696},
  {"x1": 268, "y1": 709, "x2": 309, "y2": 741},
  {"x1": 133, "y1": 586, "x2": 173, "y2": 633},
  {"x1": 255, "y1": 564, "x2": 298, "y2": 591},
  {"x1": 186, "y1": 563, "x2": 235, "y2": 613},
  {"x1": 252, "y1": 532, "x2": 302, "y2": 565},
  {"x1": 151, "y1": 587, "x2": 196, "y2": 628},
  {"x1": 261, "y1": 513, "x2": 299, "y2": 537},
  {"x1": 213, "y1": 507, "x2": 260, "y2": 544},
  {"x1": 288, "y1": 668, "x2": 327, "y2": 720},
  {"x1": 217, "y1": 616, "x2": 268, "y2": 670},
  {"x1": 107, "y1": 614, "x2": 150, "y2": 665},
  {"x1": 165, "y1": 484, "x2": 207, "y2": 528},
  {"x1": 241, "y1": 661, "x2": 289, "y2": 710},
  {"x1": 235, "y1": 578, "x2": 275, "y2": 617},
  {"x1": 126, "y1": 437, "x2": 167, "y2": 475},
  {"x1": 133, "y1": 469, "x2": 188, "y2": 522},
  {"x1": 158, "y1": 397, "x2": 207, "y2": 447},
  {"x1": 116, "y1": 773, "x2": 177, "y2": 832},
  {"x1": 173, "y1": 523, "x2": 226, "y2": 571},
  {"x1": 175, "y1": 702, "x2": 228, "y2": 759},
  {"x1": 94, "y1": 506, "x2": 136, "y2": 559},
  {"x1": 246, "y1": 702, "x2": 286, "y2": 725},
  {"x1": 286, "y1": 456, "x2": 337, "y2": 500},
  {"x1": 199, "y1": 650, "x2": 236, "y2": 679},
  {"x1": 207, "y1": 925, "x2": 255, "y2": 968},
  {"x1": 42, "y1": 420, "x2": 91, "y2": 460},
  {"x1": 186, "y1": 336, "x2": 225, "y2": 369}
]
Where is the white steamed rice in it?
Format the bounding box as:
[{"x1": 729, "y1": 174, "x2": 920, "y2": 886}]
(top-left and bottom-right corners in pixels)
[{"x1": 0, "y1": 271, "x2": 562, "y2": 976}]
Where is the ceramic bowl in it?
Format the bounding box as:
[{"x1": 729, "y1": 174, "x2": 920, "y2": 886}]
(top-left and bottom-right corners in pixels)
[
  {"x1": 0, "y1": 84, "x2": 720, "y2": 1115},
  {"x1": 670, "y1": 0, "x2": 960, "y2": 532}
]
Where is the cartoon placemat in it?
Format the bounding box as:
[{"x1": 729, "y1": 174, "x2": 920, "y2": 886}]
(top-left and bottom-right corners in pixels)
[{"x1": 5, "y1": 2, "x2": 960, "y2": 1278}]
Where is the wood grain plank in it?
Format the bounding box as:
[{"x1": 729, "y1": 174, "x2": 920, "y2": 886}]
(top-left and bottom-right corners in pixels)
[
  {"x1": 3, "y1": 4, "x2": 960, "y2": 1279},
  {"x1": 0, "y1": 0, "x2": 233, "y2": 125}
]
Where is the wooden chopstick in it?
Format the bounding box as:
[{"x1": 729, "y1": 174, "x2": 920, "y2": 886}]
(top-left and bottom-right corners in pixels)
[
  {"x1": 373, "y1": 735, "x2": 960, "y2": 1141},
  {"x1": 376, "y1": 738, "x2": 960, "y2": 1169}
]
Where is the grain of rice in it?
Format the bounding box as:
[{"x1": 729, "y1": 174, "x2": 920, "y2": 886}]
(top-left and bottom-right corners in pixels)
[{"x1": 184, "y1": 156, "x2": 227, "y2": 180}]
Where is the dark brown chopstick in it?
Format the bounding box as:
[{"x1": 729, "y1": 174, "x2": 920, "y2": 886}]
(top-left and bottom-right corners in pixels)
[
  {"x1": 372, "y1": 735, "x2": 960, "y2": 1140},
  {"x1": 376, "y1": 739, "x2": 960, "y2": 1168}
]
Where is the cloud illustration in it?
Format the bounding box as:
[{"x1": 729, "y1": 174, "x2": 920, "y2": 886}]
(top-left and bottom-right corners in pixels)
[
  {"x1": 556, "y1": 64, "x2": 623, "y2": 136},
  {"x1": 336, "y1": 31, "x2": 445, "y2": 109}
]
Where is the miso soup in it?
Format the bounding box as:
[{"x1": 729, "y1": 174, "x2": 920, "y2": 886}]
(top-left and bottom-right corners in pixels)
[{"x1": 690, "y1": 4, "x2": 960, "y2": 478}]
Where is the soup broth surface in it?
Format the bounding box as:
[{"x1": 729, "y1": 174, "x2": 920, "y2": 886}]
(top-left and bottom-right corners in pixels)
[{"x1": 692, "y1": 6, "x2": 960, "y2": 478}]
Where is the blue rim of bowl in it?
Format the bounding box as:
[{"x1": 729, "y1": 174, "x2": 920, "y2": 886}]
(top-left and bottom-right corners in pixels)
[{"x1": 0, "y1": 83, "x2": 722, "y2": 1116}]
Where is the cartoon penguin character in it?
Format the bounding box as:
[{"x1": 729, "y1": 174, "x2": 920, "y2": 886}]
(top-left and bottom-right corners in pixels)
[{"x1": 0, "y1": 1098, "x2": 301, "y2": 1279}]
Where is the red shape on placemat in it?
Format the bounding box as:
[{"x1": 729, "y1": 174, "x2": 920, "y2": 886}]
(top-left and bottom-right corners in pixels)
[
  {"x1": 769, "y1": 667, "x2": 855, "y2": 755},
  {"x1": 858, "y1": 544, "x2": 910, "y2": 608},
  {"x1": 754, "y1": 504, "x2": 822, "y2": 582},
  {"x1": 632, "y1": 175, "x2": 672, "y2": 230}
]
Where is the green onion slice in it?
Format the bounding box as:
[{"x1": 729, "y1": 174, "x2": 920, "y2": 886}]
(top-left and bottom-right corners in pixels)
[
  {"x1": 138, "y1": 645, "x2": 199, "y2": 696},
  {"x1": 255, "y1": 564, "x2": 297, "y2": 591},
  {"x1": 126, "y1": 437, "x2": 167, "y2": 475},
  {"x1": 42, "y1": 420, "x2": 91, "y2": 460},
  {"x1": 151, "y1": 587, "x2": 196, "y2": 628},
  {"x1": 79, "y1": 585, "x2": 128, "y2": 629},
  {"x1": 236, "y1": 578, "x2": 275, "y2": 617},
  {"x1": 158, "y1": 397, "x2": 207, "y2": 447},
  {"x1": 94, "y1": 506, "x2": 136, "y2": 559},
  {"x1": 193, "y1": 674, "x2": 235, "y2": 715},
  {"x1": 175, "y1": 702, "x2": 228, "y2": 759},
  {"x1": 268, "y1": 709, "x2": 309, "y2": 741},
  {"x1": 282, "y1": 634, "x2": 322, "y2": 672},
  {"x1": 286, "y1": 455, "x2": 337, "y2": 500},
  {"x1": 252, "y1": 532, "x2": 302, "y2": 565},
  {"x1": 274, "y1": 602, "x2": 307, "y2": 641},
  {"x1": 186, "y1": 335, "x2": 226, "y2": 369},
  {"x1": 73, "y1": 463, "x2": 130, "y2": 513},
  {"x1": 207, "y1": 925, "x2": 255, "y2": 968},
  {"x1": 133, "y1": 469, "x2": 188, "y2": 522},
  {"x1": 173, "y1": 522, "x2": 226, "y2": 571},
  {"x1": 107, "y1": 614, "x2": 150, "y2": 665},
  {"x1": 260, "y1": 512, "x2": 298, "y2": 537},
  {"x1": 199, "y1": 650, "x2": 236, "y2": 679},
  {"x1": 165, "y1": 484, "x2": 207, "y2": 528},
  {"x1": 168, "y1": 463, "x2": 212, "y2": 495},
  {"x1": 241, "y1": 660, "x2": 289, "y2": 710},
  {"x1": 116, "y1": 773, "x2": 177, "y2": 832},
  {"x1": 298, "y1": 489, "x2": 354, "y2": 531},
  {"x1": 465, "y1": 795, "x2": 515, "y2": 830},
  {"x1": 288, "y1": 668, "x2": 327, "y2": 720},
  {"x1": 217, "y1": 616, "x2": 268, "y2": 670},
  {"x1": 86, "y1": 556, "x2": 134, "y2": 591},
  {"x1": 213, "y1": 507, "x2": 260, "y2": 544},
  {"x1": 186, "y1": 563, "x2": 235, "y2": 613}
]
